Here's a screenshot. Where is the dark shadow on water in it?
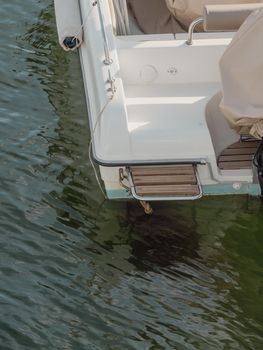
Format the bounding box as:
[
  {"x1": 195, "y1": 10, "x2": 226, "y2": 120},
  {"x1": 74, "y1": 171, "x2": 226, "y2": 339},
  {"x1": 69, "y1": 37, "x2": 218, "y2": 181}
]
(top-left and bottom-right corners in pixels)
[{"x1": 125, "y1": 202, "x2": 199, "y2": 269}]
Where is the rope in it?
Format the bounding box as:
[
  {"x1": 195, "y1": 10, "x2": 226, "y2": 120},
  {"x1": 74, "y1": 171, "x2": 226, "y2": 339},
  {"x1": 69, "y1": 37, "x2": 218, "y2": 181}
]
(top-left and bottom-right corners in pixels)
[
  {"x1": 88, "y1": 94, "x2": 115, "y2": 199},
  {"x1": 72, "y1": 0, "x2": 130, "y2": 48},
  {"x1": 92, "y1": 94, "x2": 114, "y2": 136},
  {"x1": 72, "y1": 1, "x2": 98, "y2": 44},
  {"x1": 89, "y1": 140, "x2": 107, "y2": 199}
]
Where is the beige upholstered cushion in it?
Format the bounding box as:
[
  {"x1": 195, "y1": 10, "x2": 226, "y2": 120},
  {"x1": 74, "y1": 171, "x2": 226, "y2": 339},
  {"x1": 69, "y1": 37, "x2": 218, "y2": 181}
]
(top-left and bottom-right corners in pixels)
[
  {"x1": 128, "y1": 0, "x2": 185, "y2": 34},
  {"x1": 166, "y1": 0, "x2": 263, "y2": 29}
]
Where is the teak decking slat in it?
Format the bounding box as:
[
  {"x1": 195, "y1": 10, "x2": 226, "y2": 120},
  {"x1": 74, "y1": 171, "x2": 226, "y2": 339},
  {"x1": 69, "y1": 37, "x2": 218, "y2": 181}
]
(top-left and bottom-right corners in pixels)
[
  {"x1": 228, "y1": 141, "x2": 259, "y2": 149},
  {"x1": 218, "y1": 140, "x2": 259, "y2": 170},
  {"x1": 219, "y1": 161, "x2": 252, "y2": 170},
  {"x1": 219, "y1": 154, "x2": 254, "y2": 162},
  {"x1": 133, "y1": 174, "x2": 196, "y2": 186},
  {"x1": 221, "y1": 148, "x2": 258, "y2": 156},
  {"x1": 130, "y1": 165, "x2": 194, "y2": 176}
]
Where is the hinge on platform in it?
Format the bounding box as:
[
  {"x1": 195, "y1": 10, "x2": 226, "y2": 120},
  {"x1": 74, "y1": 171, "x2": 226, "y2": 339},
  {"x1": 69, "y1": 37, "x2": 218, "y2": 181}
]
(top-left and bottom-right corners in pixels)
[
  {"x1": 119, "y1": 168, "x2": 153, "y2": 214},
  {"x1": 119, "y1": 168, "x2": 130, "y2": 191}
]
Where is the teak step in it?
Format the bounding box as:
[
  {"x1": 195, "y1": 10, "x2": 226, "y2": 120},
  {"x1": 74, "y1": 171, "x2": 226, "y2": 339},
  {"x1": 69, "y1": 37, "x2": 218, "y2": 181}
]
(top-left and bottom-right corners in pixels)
[
  {"x1": 127, "y1": 164, "x2": 202, "y2": 200},
  {"x1": 218, "y1": 140, "x2": 260, "y2": 170}
]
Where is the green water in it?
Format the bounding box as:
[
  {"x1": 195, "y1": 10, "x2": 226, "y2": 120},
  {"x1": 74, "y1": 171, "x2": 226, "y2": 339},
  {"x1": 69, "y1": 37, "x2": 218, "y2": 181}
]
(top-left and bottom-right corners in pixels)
[{"x1": 0, "y1": 1, "x2": 262, "y2": 349}]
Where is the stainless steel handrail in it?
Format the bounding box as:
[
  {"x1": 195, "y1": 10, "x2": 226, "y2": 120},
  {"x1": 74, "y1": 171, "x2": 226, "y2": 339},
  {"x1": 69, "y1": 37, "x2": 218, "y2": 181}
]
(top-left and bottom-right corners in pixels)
[
  {"x1": 186, "y1": 17, "x2": 204, "y2": 45},
  {"x1": 97, "y1": 0, "x2": 113, "y2": 65}
]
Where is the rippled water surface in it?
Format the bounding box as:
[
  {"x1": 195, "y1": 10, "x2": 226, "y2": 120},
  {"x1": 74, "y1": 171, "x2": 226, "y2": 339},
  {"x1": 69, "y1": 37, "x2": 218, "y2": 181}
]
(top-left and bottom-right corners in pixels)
[{"x1": 1, "y1": 1, "x2": 263, "y2": 349}]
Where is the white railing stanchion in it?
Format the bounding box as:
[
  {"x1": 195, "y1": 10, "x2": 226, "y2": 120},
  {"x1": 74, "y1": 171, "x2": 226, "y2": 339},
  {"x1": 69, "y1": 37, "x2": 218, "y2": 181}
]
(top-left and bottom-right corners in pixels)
[{"x1": 97, "y1": 0, "x2": 113, "y2": 65}]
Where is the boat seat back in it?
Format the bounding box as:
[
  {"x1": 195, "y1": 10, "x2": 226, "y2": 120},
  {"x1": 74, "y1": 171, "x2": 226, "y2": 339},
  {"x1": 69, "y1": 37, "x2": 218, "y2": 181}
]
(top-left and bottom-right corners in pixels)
[
  {"x1": 203, "y1": 3, "x2": 263, "y2": 31},
  {"x1": 109, "y1": 0, "x2": 184, "y2": 35}
]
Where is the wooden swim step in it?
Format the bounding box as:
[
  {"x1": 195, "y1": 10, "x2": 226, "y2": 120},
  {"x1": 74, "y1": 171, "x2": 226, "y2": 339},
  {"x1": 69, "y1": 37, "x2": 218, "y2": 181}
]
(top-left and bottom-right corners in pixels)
[
  {"x1": 127, "y1": 164, "x2": 202, "y2": 201},
  {"x1": 218, "y1": 140, "x2": 260, "y2": 170}
]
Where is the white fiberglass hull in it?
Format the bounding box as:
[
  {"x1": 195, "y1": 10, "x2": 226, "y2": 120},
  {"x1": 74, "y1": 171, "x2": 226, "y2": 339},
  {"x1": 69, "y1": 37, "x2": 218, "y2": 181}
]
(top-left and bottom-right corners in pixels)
[{"x1": 76, "y1": 0, "x2": 261, "y2": 200}]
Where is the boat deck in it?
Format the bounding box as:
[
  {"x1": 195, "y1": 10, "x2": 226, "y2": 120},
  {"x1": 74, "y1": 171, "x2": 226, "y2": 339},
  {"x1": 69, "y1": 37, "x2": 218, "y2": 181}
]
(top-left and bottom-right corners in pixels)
[
  {"x1": 124, "y1": 83, "x2": 219, "y2": 161},
  {"x1": 128, "y1": 164, "x2": 201, "y2": 199},
  {"x1": 218, "y1": 140, "x2": 259, "y2": 170}
]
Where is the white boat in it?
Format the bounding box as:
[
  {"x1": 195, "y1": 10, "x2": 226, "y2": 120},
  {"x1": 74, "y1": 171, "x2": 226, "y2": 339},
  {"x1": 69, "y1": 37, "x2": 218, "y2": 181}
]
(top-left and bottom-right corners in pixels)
[{"x1": 54, "y1": 0, "x2": 263, "y2": 212}]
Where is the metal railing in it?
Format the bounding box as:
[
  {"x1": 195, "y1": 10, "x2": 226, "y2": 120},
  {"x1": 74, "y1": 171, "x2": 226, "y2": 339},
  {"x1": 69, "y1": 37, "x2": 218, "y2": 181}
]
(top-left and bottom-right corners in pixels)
[
  {"x1": 96, "y1": 0, "x2": 113, "y2": 65},
  {"x1": 186, "y1": 17, "x2": 204, "y2": 45}
]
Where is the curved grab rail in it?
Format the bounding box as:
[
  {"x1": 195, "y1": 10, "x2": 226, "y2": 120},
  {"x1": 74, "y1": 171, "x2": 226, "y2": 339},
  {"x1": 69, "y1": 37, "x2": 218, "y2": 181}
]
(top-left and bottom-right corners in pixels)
[{"x1": 186, "y1": 17, "x2": 204, "y2": 45}]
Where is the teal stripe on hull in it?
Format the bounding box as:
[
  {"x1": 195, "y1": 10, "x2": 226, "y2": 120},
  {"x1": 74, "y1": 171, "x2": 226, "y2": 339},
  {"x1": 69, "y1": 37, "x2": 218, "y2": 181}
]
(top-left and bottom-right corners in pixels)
[
  {"x1": 107, "y1": 183, "x2": 261, "y2": 200},
  {"x1": 203, "y1": 183, "x2": 260, "y2": 196},
  {"x1": 107, "y1": 189, "x2": 132, "y2": 199}
]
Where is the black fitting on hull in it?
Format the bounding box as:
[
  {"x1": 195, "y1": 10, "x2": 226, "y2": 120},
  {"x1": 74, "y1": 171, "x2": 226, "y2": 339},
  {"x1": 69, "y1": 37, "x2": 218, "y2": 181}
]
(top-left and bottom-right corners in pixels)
[
  {"x1": 63, "y1": 36, "x2": 80, "y2": 50},
  {"x1": 253, "y1": 138, "x2": 263, "y2": 197}
]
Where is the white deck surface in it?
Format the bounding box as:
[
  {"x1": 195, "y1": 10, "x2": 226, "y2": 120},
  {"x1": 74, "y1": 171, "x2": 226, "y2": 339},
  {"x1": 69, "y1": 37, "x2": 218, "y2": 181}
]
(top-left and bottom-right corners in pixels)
[{"x1": 124, "y1": 83, "x2": 219, "y2": 160}]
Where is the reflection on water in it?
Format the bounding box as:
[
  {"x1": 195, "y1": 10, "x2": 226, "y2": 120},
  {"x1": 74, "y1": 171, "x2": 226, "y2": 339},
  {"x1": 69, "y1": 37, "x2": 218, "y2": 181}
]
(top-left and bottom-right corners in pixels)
[{"x1": 0, "y1": 1, "x2": 263, "y2": 349}]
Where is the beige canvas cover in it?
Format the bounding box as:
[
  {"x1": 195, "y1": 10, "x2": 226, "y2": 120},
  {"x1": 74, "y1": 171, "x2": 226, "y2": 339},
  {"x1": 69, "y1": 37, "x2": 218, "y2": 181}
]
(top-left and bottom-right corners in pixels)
[
  {"x1": 165, "y1": 0, "x2": 262, "y2": 30},
  {"x1": 127, "y1": 0, "x2": 185, "y2": 34},
  {"x1": 219, "y1": 8, "x2": 263, "y2": 139}
]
